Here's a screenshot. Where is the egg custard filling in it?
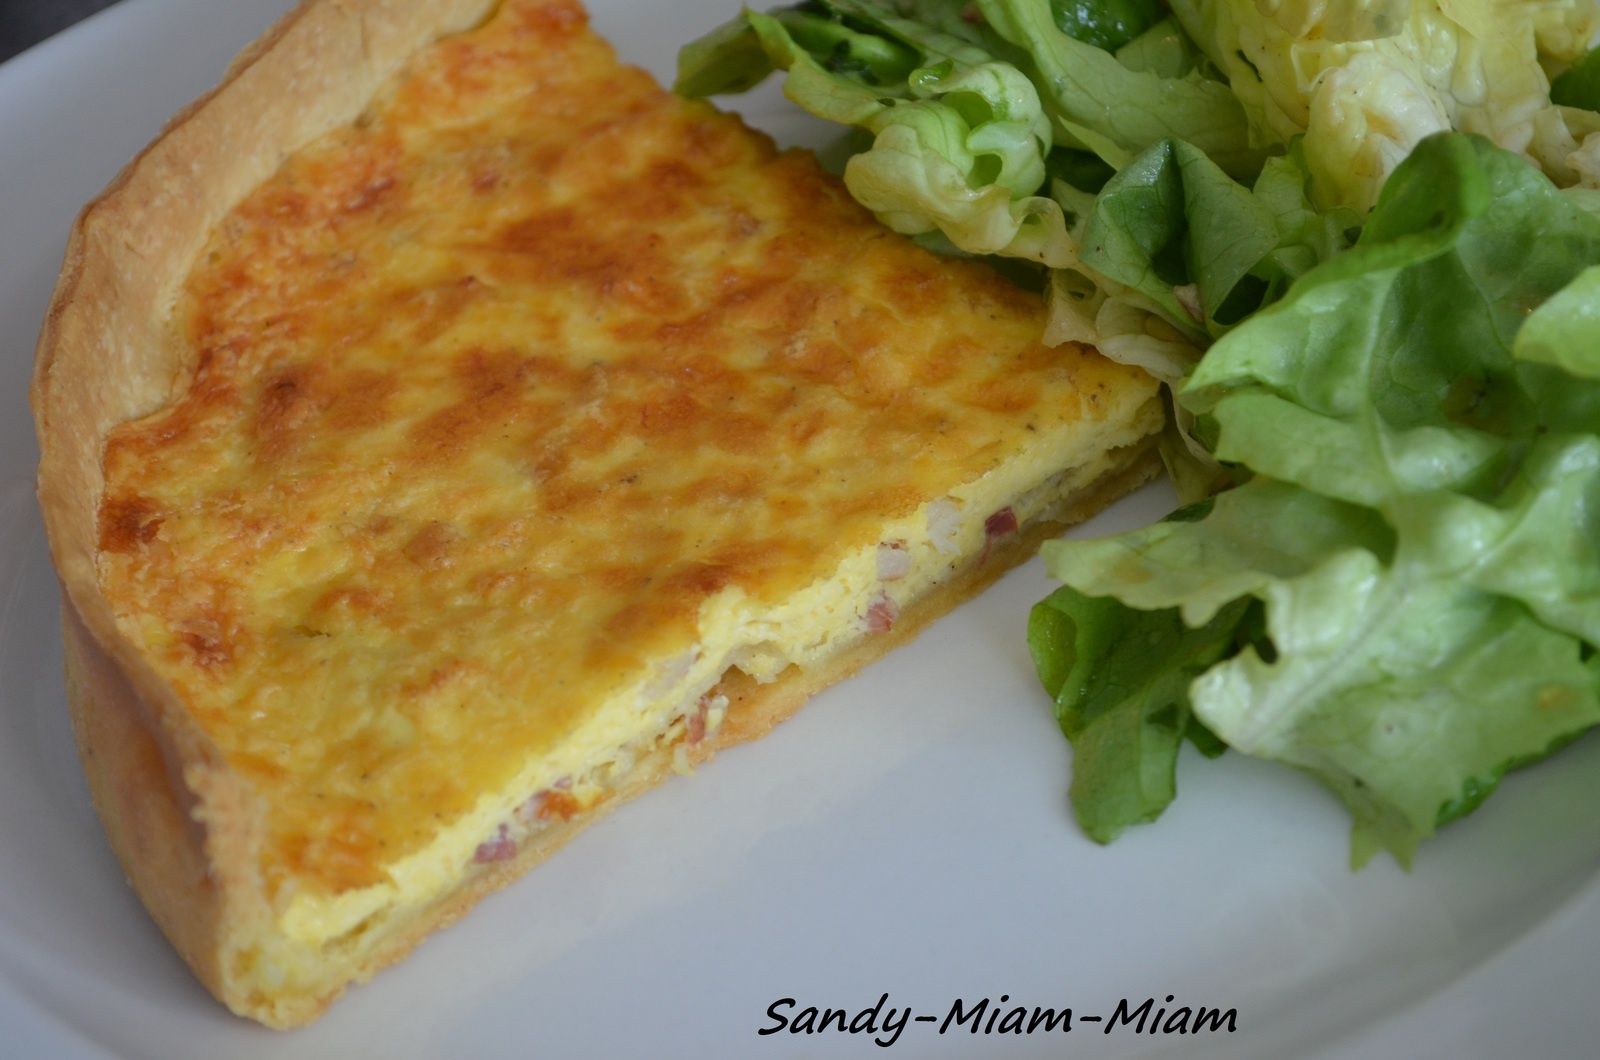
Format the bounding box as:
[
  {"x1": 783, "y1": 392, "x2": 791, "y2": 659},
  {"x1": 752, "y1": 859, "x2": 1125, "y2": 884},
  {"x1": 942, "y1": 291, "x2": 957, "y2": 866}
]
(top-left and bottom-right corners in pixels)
[{"x1": 90, "y1": 0, "x2": 1159, "y2": 1002}]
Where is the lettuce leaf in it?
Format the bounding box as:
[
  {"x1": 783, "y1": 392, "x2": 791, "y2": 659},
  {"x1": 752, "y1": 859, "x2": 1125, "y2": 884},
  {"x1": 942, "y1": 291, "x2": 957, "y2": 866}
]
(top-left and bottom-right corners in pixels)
[
  {"x1": 1043, "y1": 480, "x2": 1393, "y2": 625},
  {"x1": 1047, "y1": 140, "x2": 1353, "y2": 500},
  {"x1": 1078, "y1": 139, "x2": 1271, "y2": 338},
  {"x1": 976, "y1": 0, "x2": 1259, "y2": 178},
  {"x1": 1029, "y1": 586, "x2": 1250, "y2": 843},
  {"x1": 1112, "y1": 16, "x2": 1205, "y2": 78},
  {"x1": 1047, "y1": 0, "x2": 1164, "y2": 54},
  {"x1": 1192, "y1": 545, "x2": 1600, "y2": 867},
  {"x1": 1035, "y1": 133, "x2": 1600, "y2": 865},
  {"x1": 1185, "y1": 134, "x2": 1600, "y2": 508},
  {"x1": 1551, "y1": 46, "x2": 1600, "y2": 111},
  {"x1": 1075, "y1": 139, "x2": 1349, "y2": 340},
  {"x1": 678, "y1": 1, "x2": 1077, "y2": 264},
  {"x1": 1043, "y1": 472, "x2": 1600, "y2": 865},
  {"x1": 1170, "y1": 0, "x2": 1600, "y2": 214}
]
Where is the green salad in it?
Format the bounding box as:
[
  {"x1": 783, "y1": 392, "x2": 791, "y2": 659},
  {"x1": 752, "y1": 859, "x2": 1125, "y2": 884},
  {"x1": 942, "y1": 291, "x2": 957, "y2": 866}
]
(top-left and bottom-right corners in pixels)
[{"x1": 678, "y1": 0, "x2": 1600, "y2": 866}]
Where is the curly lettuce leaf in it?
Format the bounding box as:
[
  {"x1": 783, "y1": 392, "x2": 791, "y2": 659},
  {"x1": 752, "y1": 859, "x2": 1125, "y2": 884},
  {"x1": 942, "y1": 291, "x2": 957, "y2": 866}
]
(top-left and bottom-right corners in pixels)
[
  {"x1": 977, "y1": 0, "x2": 1259, "y2": 177},
  {"x1": 1038, "y1": 133, "x2": 1600, "y2": 865},
  {"x1": 1184, "y1": 134, "x2": 1600, "y2": 509},
  {"x1": 1392, "y1": 437, "x2": 1600, "y2": 648},
  {"x1": 1171, "y1": 0, "x2": 1600, "y2": 213},
  {"x1": 1194, "y1": 546, "x2": 1600, "y2": 868},
  {"x1": 842, "y1": 61, "x2": 1073, "y2": 261},
  {"x1": 1044, "y1": 480, "x2": 1392, "y2": 625},
  {"x1": 678, "y1": 2, "x2": 1078, "y2": 265},
  {"x1": 1044, "y1": 474, "x2": 1600, "y2": 866}
]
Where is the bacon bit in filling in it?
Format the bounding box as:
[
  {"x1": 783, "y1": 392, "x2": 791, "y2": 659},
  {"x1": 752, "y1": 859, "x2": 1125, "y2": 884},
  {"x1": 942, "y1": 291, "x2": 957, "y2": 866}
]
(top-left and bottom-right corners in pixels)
[
  {"x1": 985, "y1": 506, "x2": 1019, "y2": 540},
  {"x1": 867, "y1": 591, "x2": 899, "y2": 633},
  {"x1": 980, "y1": 505, "x2": 1018, "y2": 563},
  {"x1": 686, "y1": 695, "x2": 711, "y2": 745},
  {"x1": 473, "y1": 824, "x2": 516, "y2": 864},
  {"x1": 674, "y1": 693, "x2": 730, "y2": 775},
  {"x1": 876, "y1": 540, "x2": 911, "y2": 581}
]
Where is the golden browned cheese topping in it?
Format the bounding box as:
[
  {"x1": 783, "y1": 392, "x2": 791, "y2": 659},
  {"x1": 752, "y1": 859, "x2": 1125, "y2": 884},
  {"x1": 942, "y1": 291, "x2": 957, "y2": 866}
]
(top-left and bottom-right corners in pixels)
[{"x1": 98, "y1": 0, "x2": 1151, "y2": 897}]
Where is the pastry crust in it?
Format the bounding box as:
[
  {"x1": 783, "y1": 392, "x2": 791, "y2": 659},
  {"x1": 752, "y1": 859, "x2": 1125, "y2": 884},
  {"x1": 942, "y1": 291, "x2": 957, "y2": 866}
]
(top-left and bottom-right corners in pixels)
[{"x1": 31, "y1": 0, "x2": 1160, "y2": 1027}]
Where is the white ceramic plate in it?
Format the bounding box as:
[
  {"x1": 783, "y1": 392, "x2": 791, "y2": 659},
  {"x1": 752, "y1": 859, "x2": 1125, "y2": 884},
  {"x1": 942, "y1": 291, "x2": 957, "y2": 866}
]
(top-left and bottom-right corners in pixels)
[{"x1": 4, "y1": 3, "x2": 1600, "y2": 1057}]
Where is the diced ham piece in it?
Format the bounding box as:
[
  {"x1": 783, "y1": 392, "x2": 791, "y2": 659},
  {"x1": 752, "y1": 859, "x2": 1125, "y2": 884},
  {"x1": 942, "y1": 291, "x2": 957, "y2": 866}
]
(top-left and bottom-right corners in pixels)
[
  {"x1": 867, "y1": 592, "x2": 898, "y2": 633},
  {"x1": 473, "y1": 824, "x2": 516, "y2": 864},
  {"x1": 687, "y1": 695, "x2": 709, "y2": 745},
  {"x1": 985, "y1": 506, "x2": 1018, "y2": 540},
  {"x1": 981, "y1": 506, "x2": 1019, "y2": 564}
]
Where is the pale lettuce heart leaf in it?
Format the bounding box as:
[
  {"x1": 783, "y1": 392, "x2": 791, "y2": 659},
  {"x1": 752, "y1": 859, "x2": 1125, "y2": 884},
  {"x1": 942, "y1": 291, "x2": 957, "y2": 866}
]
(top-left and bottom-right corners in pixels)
[
  {"x1": 678, "y1": 2, "x2": 1076, "y2": 264},
  {"x1": 1191, "y1": 546, "x2": 1600, "y2": 867},
  {"x1": 1044, "y1": 472, "x2": 1600, "y2": 866},
  {"x1": 1169, "y1": 0, "x2": 1598, "y2": 214},
  {"x1": 843, "y1": 60, "x2": 1075, "y2": 262},
  {"x1": 1567, "y1": 186, "x2": 1600, "y2": 220},
  {"x1": 1042, "y1": 479, "x2": 1391, "y2": 627}
]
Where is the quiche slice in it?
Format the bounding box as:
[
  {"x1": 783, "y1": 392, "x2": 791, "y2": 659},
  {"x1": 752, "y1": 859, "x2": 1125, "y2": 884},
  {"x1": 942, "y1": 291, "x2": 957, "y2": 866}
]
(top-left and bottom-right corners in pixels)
[{"x1": 30, "y1": 0, "x2": 1160, "y2": 1028}]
